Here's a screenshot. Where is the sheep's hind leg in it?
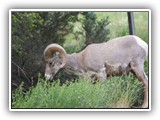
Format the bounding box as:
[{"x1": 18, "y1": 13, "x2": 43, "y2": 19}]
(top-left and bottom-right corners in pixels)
[{"x1": 130, "y1": 61, "x2": 148, "y2": 108}]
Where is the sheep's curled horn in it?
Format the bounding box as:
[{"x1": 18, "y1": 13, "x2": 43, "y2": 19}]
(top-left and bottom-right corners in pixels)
[{"x1": 43, "y1": 44, "x2": 67, "y2": 68}]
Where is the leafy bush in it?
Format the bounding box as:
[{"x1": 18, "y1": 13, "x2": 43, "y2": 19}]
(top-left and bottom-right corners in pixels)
[{"x1": 12, "y1": 74, "x2": 143, "y2": 108}]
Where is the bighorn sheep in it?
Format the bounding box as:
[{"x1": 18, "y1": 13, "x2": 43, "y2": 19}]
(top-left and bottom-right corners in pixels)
[{"x1": 44, "y1": 35, "x2": 148, "y2": 108}]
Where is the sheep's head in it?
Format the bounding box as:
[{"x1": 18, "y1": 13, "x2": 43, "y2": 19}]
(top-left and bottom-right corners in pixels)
[{"x1": 44, "y1": 44, "x2": 67, "y2": 80}]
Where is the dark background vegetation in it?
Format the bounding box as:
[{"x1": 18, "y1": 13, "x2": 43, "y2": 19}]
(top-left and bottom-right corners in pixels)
[{"x1": 11, "y1": 12, "x2": 110, "y2": 90}]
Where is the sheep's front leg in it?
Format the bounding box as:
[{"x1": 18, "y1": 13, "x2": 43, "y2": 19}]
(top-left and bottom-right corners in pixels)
[{"x1": 95, "y1": 67, "x2": 107, "y2": 80}]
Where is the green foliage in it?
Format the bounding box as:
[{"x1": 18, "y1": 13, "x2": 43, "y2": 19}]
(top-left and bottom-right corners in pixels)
[
  {"x1": 134, "y1": 12, "x2": 149, "y2": 43},
  {"x1": 82, "y1": 12, "x2": 110, "y2": 47},
  {"x1": 64, "y1": 12, "x2": 110, "y2": 52},
  {"x1": 12, "y1": 74, "x2": 143, "y2": 108},
  {"x1": 96, "y1": 12, "x2": 129, "y2": 39},
  {"x1": 96, "y1": 12, "x2": 149, "y2": 42},
  {"x1": 11, "y1": 12, "x2": 110, "y2": 88}
]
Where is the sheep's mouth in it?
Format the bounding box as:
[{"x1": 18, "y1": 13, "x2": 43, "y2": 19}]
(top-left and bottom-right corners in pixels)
[{"x1": 45, "y1": 74, "x2": 54, "y2": 80}]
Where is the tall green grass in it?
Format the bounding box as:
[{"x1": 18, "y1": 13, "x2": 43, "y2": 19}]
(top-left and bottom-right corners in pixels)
[{"x1": 12, "y1": 74, "x2": 143, "y2": 108}]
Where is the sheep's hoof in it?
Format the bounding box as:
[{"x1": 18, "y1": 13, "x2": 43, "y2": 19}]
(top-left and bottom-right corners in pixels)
[
  {"x1": 141, "y1": 102, "x2": 148, "y2": 108},
  {"x1": 131, "y1": 106, "x2": 141, "y2": 108},
  {"x1": 131, "y1": 105, "x2": 148, "y2": 109},
  {"x1": 141, "y1": 105, "x2": 148, "y2": 108}
]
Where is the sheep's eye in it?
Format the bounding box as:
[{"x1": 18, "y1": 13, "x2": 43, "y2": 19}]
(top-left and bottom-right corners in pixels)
[{"x1": 48, "y1": 62, "x2": 52, "y2": 66}]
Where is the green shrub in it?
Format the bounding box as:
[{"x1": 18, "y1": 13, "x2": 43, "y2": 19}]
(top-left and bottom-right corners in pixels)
[{"x1": 12, "y1": 74, "x2": 143, "y2": 109}]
